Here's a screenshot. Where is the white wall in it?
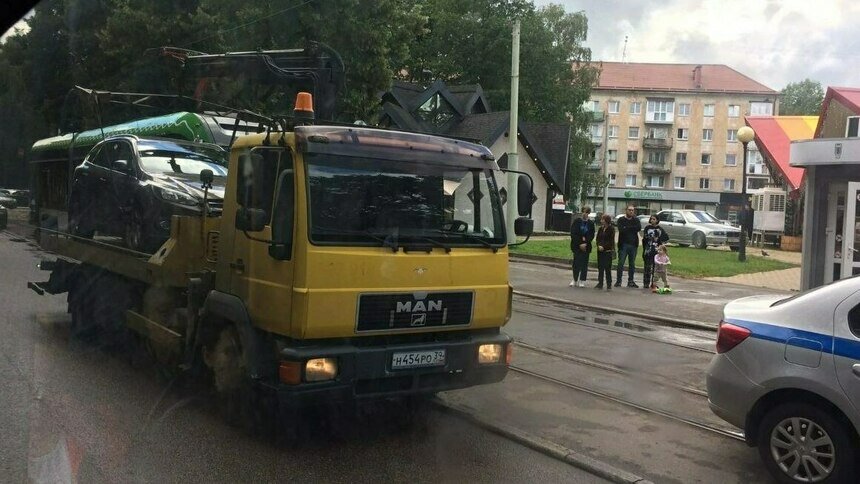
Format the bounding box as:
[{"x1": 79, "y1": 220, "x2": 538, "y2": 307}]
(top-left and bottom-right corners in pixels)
[{"x1": 488, "y1": 135, "x2": 553, "y2": 232}]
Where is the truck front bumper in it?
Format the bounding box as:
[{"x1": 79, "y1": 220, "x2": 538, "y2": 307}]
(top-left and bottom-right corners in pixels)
[{"x1": 269, "y1": 331, "x2": 511, "y2": 408}]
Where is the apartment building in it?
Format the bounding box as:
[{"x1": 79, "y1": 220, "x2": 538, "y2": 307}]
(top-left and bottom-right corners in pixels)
[{"x1": 585, "y1": 63, "x2": 779, "y2": 219}]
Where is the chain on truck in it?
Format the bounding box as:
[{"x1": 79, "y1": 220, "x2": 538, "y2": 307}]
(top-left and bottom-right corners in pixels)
[{"x1": 26, "y1": 47, "x2": 536, "y2": 432}]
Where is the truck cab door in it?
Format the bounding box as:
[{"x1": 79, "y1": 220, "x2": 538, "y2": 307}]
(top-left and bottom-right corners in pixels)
[{"x1": 229, "y1": 147, "x2": 296, "y2": 336}]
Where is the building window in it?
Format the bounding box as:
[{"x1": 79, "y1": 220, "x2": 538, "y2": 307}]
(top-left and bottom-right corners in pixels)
[
  {"x1": 647, "y1": 127, "x2": 669, "y2": 139},
  {"x1": 723, "y1": 178, "x2": 736, "y2": 191},
  {"x1": 703, "y1": 129, "x2": 713, "y2": 141},
  {"x1": 678, "y1": 103, "x2": 691, "y2": 116},
  {"x1": 646, "y1": 175, "x2": 665, "y2": 188},
  {"x1": 677, "y1": 128, "x2": 689, "y2": 140},
  {"x1": 748, "y1": 178, "x2": 767, "y2": 190},
  {"x1": 847, "y1": 116, "x2": 860, "y2": 137},
  {"x1": 630, "y1": 102, "x2": 641, "y2": 114},
  {"x1": 608, "y1": 173, "x2": 616, "y2": 186},
  {"x1": 646, "y1": 99, "x2": 675, "y2": 122},
  {"x1": 585, "y1": 100, "x2": 600, "y2": 111},
  {"x1": 417, "y1": 94, "x2": 457, "y2": 127},
  {"x1": 627, "y1": 150, "x2": 638, "y2": 163},
  {"x1": 701, "y1": 153, "x2": 712, "y2": 165},
  {"x1": 647, "y1": 151, "x2": 667, "y2": 164},
  {"x1": 699, "y1": 178, "x2": 710, "y2": 190},
  {"x1": 626, "y1": 174, "x2": 638, "y2": 187},
  {"x1": 608, "y1": 149, "x2": 618, "y2": 162},
  {"x1": 676, "y1": 152, "x2": 687, "y2": 166},
  {"x1": 704, "y1": 104, "x2": 715, "y2": 117},
  {"x1": 725, "y1": 154, "x2": 737, "y2": 166},
  {"x1": 750, "y1": 102, "x2": 774, "y2": 115},
  {"x1": 608, "y1": 125, "x2": 619, "y2": 138},
  {"x1": 608, "y1": 101, "x2": 620, "y2": 113},
  {"x1": 728, "y1": 105, "x2": 740, "y2": 117},
  {"x1": 628, "y1": 126, "x2": 640, "y2": 139},
  {"x1": 727, "y1": 129, "x2": 738, "y2": 142},
  {"x1": 590, "y1": 123, "x2": 603, "y2": 141},
  {"x1": 674, "y1": 176, "x2": 686, "y2": 189}
]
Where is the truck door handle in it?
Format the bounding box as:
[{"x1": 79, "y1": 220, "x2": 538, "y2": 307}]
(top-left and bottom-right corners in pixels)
[
  {"x1": 230, "y1": 259, "x2": 245, "y2": 272},
  {"x1": 853, "y1": 364, "x2": 860, "y2": 377}
]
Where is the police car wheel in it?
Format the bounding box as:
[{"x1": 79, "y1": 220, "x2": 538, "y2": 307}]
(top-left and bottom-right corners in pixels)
[{"x1": 758, "y1": 402, "x2": 857, "y2": 484}]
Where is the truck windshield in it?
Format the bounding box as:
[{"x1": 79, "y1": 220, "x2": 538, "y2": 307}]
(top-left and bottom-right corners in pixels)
[{"x1": 306, "y1": 153, "x2": 505, "y2": 248}]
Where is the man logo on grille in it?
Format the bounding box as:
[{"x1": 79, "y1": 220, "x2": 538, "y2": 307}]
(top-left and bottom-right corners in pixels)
[{"x1": 411, "y1": 313, "x2": 427, "y2": 326}]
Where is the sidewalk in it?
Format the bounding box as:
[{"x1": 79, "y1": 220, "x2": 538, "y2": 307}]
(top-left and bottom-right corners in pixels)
[{"x1": 510, "y1": 256, "x2": 790, "y2": 327}]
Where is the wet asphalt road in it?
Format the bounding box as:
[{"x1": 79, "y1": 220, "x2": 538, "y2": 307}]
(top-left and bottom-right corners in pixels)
[{"x1": 0, "y1": 228, "x2": 607, "y2": 483}]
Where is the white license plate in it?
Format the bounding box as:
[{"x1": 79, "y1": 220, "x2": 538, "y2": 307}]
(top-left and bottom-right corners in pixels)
[{"x1": 391, "y1": 350, "x2": 446, "y2": 369}]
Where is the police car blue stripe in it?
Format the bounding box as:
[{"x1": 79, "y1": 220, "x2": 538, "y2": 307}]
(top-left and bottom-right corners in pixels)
[{"x1": 724, "y1": 318, "x2": 860, "y2": 361}]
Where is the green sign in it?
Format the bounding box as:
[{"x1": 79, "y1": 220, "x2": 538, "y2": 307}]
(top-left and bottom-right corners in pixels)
[{"x1": 623, "y1": 190, "x2": 663, "y2": 200}]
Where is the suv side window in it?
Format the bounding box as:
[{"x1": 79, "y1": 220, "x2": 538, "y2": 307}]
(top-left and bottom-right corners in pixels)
[{"x1": 89, "y1": 144, "x2": 110, "y2": 168}]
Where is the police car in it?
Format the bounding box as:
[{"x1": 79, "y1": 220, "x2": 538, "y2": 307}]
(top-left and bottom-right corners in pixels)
[{"x1": 707, "y1": 277, "x2": 860, "y2": 483}]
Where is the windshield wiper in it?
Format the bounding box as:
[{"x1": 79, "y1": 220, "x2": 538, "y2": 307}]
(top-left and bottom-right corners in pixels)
[
  {"x1": 430, "y1": 229, "x2": 499, "y2": 252},
  {"x1": 312, "y1": 226, "x2": 399, "y2": 252}
]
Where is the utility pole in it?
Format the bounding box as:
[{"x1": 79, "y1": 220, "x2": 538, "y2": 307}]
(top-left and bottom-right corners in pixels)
[
  {"x1": 506, "y1": 19, "x2": 521, "y2": 244},
  {"x1": 602, "y1": 99, "x2": 609, "y2": 215}
]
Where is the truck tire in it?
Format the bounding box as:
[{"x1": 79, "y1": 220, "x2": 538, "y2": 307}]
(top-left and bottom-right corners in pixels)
[
  {"x1": 90, "y1": 273, "x2": 136, "y2": 350},
  {"x1": 757, "y1": 402, "x2": 857, "y2": 484},
  {"x1": 203, "y1": 325, "x2": 278, "y2": 438}
]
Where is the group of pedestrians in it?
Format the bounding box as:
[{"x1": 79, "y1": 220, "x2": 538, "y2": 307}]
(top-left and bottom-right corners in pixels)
[{"x1": 569, "y1": 205, "x2": 672, "y2": 293}]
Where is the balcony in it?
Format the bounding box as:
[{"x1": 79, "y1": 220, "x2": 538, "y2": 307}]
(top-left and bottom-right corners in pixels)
[
  {"x1": 644, "y1": 114, "x2": 674, "y2": 125},
  {"x1": 642, "y1": 137, "x2": 673, "y2": 150},
  {"x1": 585, "y1": 161, "x2": 602, "y2": 170},
  {"x1": 642, "y1": 162, "x2": 671, "y2": 174},
  {"x1": 588, "y1": 110, "x2": 605, "y2": 122}
]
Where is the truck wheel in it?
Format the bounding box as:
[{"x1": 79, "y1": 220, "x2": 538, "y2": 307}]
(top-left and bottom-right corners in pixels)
[
  {"x1": 203, "y1": 325, "x2": 278, "y2": 438},
  {"x1": 693, "y1": 232, "x2": 707, "y2": 249},
  {"x1": 90, "y1": 274, "x2": 136, "y2": 350},
  {"x1": 757, "y1": 402, "x2": 857, "y2": 484}
]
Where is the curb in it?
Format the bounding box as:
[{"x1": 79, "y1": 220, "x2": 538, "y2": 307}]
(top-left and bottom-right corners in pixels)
[
  {"x1": 434, "y1": 399, "x2": 654, "y2": 484},
  {"x1": 512, "y1": 290, "x2": 717, "y2": 332}
]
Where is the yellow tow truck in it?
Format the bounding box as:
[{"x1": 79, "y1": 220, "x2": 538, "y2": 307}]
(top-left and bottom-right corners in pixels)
[{"x1": 28, "y1": 93, "x2": 535, "y2": 430}]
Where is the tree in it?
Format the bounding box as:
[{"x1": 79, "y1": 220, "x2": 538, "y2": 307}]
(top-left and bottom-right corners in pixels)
[{"x1": 780, "y1": 79, "x2": 824, "y2": 115}]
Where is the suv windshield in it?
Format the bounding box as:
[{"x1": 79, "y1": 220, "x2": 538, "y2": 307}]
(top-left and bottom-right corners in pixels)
[
  {"x1": 684, "y1": 211, "x2": 721, "y2": 224},
  {"x1": 138, "y1": 142, "x2": 228, "y2": 177},
  {"x1": 306, "y1": 153, "x2": 505, "y2": 248}
]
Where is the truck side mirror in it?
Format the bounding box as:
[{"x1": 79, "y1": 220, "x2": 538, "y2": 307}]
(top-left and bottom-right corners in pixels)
[
  {"x1": 200, "y1": 169, "x2": 214, "y2": 188},
  {"x1": 235, "y1": 207, "x2": 268, "y2": 232},
  {"x1": 517, "y1": 175, "x2": 534, "y2": 217},
  {"x1": 514, "y1": 217, "x2": 533, "y2": 237}
]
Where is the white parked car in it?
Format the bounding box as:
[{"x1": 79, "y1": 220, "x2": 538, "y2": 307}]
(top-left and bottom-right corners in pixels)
[
  {"x1": 707, "y1": 277, "x2": 860, "y2": 483},
  {"x1": 656, "y1": 210, "x2": 740, "y2": 250}
]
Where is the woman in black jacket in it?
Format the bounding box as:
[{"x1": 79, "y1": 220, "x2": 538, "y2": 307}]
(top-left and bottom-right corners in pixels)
[
  {"x1": 569, "y1": 206, "x2": 595, "y2": 287},
  {"x1": 642, "y1": 215, "x2": 670, "y2": 289},
  {"x1": 594, "y1": 214, "x2": 615, "y2": 290}
]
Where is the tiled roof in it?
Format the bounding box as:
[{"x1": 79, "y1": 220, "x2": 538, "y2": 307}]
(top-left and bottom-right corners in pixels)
[
  {"x1": 447, "y1": 112, "x2": 510, "y2": 145},
  {"x1": 745, "y1": 116, "x2": 817, "y2": 191},
  {"x1": 596, "y1": 62, "x2": 777, "y2": 94}
]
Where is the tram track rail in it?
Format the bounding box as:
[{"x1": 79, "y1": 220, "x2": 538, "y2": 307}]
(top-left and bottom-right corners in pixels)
[
  {"x1": 508, "y1": 364, "x2": 745, "y2": 442},
  {"x1": 513, "y1": 305, "x2": 717, "y2": 355}
]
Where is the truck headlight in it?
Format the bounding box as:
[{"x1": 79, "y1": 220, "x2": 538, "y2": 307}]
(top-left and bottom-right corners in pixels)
[
  {"x1": 305, "y1": 357, "x2": 338, "y2": 382},
  {"x1": 478, "y1": 344, "x2": 503, "y2": 364}
]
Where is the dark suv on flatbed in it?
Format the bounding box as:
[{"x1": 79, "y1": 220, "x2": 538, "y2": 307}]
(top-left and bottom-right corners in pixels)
[{"x1": 68, "y1": 135, "x2": 227, "y2": 252}]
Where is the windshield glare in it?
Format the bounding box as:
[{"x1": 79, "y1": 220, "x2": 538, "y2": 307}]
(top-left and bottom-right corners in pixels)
[
  {"x1": 684, "y1": 211, "x2": 721, "y2": 224},
  {"x1": 306, "y1": 154, "x2": 505, "y2": 247},
  {"x1": 139, "y1": 149, "x2": 228, "y2": 177}
]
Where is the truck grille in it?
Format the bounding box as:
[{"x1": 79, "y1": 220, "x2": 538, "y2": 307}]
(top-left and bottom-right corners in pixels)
[{"x1": 356, "y1": 291, "x2": 473, "y2": 332}]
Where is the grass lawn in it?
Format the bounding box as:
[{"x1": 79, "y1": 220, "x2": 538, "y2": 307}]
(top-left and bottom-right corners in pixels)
[{"x1": 509, "y1": 240, "x2": 797, "y2": 278}]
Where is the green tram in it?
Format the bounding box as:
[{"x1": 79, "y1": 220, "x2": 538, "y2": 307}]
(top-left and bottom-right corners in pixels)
[{"x1": 30, "y1": 111, "x2": 259, "y2": 230}]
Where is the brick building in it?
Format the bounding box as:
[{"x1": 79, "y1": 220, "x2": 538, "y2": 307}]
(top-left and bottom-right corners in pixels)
[{"x1": 585, "y1": 63, "x2": 779, "y2": 220}]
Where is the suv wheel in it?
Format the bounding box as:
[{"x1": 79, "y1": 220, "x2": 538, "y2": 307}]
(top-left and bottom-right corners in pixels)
[
  {"x1": 125, "y1": 210, "x2": 160, "y2": 253},
  {"x1": 69, "y1": 192, "x2": 94, "y2": 238},
  {"x1": 692, "y1": 231, "x2": 707, "y2": 249},
  {"x1": 758, "y1": 402, "x2": 857, "y2": 483}
]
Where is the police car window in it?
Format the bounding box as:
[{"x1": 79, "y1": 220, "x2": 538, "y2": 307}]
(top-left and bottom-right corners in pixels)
[{"x1": 849, "y1": 303, "x2": 860, "y2": 338}]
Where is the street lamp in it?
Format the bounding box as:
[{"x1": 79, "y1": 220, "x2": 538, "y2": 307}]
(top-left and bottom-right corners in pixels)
[{"x1": 737, "y1": 125, "x2": 755, "y2": 262}]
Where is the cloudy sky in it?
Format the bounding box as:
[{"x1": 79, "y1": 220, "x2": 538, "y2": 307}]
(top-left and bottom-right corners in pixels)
[{"x1": 536, "y1": 0, "x2": 860, "y2": 90}]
